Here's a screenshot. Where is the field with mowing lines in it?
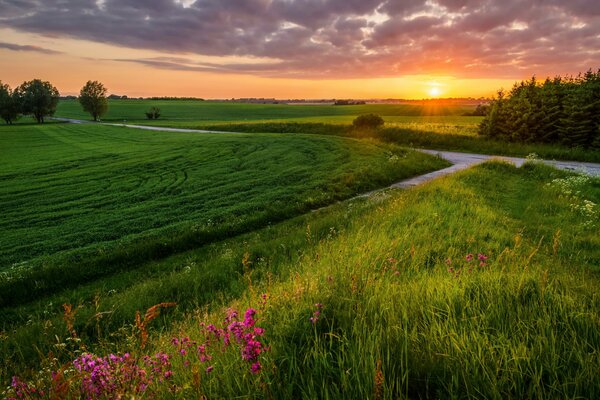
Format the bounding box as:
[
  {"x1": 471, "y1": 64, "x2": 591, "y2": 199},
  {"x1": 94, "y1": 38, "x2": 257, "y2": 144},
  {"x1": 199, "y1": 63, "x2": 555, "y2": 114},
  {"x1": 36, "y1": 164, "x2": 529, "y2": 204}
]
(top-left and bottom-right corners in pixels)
[
  {"x1": 0, "y1": 122, "x2": 447, "y2": 304},
  {"x1": 54, "y1": 100, "x2": 600, "y2": 161}
]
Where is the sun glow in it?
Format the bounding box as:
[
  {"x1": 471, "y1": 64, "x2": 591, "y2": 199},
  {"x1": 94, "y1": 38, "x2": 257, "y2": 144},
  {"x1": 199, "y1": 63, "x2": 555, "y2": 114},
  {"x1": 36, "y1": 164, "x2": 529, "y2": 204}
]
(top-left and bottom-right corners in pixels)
[{"x1": 428, "y1": 86, "x2": 442, "y2": 98}]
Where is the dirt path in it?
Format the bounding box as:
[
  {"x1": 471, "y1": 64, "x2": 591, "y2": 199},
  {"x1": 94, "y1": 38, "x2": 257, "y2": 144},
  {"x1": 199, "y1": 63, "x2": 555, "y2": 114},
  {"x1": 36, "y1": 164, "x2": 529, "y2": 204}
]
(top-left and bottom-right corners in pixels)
[{"x1": 52, "y1": 118, "x2": 240, "y2": 134}]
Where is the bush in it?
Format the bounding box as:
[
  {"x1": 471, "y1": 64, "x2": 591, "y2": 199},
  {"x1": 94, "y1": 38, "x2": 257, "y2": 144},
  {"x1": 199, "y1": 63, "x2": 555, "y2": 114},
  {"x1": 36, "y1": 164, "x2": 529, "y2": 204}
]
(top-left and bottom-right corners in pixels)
[
  {"x1": 352, "y1": 113, "x2": 384, "y2": 130},
  {"x1": 145, "y1": 107, "x2": 161, "y2": 120}
]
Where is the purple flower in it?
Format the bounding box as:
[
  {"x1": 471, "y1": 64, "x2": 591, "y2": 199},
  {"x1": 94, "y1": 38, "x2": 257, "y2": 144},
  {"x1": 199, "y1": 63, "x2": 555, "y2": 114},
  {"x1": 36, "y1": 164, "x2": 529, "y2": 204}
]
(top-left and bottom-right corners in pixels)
[
  {"x1": 466, "y1": 254, "x2": 474, "y2": 262},
  {"x1": 206, "y1": 365, "x2": 214, "y2": 374},
  {"x1": 253, "y1": 327, "x2": 265, "y2": 336},
  {"x1": 251, "y1": 362, "x2": 262, "y2": 374},
  {"x1": 310, "y1": 304, "x2": 323, "y2": 324}
]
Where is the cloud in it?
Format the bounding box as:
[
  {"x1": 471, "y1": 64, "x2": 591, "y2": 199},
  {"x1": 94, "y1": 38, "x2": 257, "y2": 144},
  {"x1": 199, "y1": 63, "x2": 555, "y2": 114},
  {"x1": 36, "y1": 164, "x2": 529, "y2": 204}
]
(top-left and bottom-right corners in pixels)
[
  {"x1": 0, "y1": 41, "x2": 63, "y2": 55},
  {"x1": 0, "y1": 0, "x2": 598, "y2": 79}
]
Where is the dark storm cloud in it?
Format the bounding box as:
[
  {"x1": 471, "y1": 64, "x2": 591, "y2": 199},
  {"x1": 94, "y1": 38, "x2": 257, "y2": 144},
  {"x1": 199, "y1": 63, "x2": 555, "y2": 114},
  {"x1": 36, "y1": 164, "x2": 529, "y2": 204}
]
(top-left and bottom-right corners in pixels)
[
  {"x1": 0, "y1": 0, "x2": 598, "y2": 78},
  {"x1": 0, "y1": 41, "x2": 63, "y2": 54}
]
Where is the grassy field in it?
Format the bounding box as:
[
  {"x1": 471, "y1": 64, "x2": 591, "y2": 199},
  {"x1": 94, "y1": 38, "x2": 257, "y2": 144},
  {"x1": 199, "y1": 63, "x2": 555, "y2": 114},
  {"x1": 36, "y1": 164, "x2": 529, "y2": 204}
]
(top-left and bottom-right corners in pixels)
[
  {"x1": 3, "y1": 161, "x2": 599, "y2": 398},
  {"x1": 0, "y1": 122, "x2": 447, "y2": 306},
  {"x1": 55, "y1": 99, "x2": 600, "y2": 161},
  {"x1": 3, "y1": 100, "x2": 600, "y2": 398},
  {"x1": 55, "y1": 99, "x2": 481, "y2": 136},
  {"x1": 56, "y1": 99, "x2": 476, "y2": 122}
]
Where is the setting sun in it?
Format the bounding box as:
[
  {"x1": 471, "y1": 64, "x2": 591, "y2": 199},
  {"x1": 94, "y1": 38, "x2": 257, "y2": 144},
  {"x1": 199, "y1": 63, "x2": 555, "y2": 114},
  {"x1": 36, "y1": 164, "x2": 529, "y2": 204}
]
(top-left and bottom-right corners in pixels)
[{"x1": 428, "y1": 86, "x2": 442, "y2": 98}]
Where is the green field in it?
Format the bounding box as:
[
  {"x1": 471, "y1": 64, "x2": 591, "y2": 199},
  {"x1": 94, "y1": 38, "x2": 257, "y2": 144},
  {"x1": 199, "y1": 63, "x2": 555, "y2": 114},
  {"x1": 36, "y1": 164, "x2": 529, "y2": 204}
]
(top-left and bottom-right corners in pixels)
[
  {"x1": 56, "y1": 99, "x2": 476, "y2": 121},
  {"x1": 0, "y1": 122, "x2": 447, "y2": 305},
  {"x1": 3, "y1": 160, "x2": 599, "y2": 398},
  {"x1": 3, "y1": 100, "x2": 600, "y2": 398},
  {"x1": 55, "y1": 100, "x2": 600, "y2": 161},
  {"x1": 55, "y1": 99, "x2": 482, "y2": 136}
]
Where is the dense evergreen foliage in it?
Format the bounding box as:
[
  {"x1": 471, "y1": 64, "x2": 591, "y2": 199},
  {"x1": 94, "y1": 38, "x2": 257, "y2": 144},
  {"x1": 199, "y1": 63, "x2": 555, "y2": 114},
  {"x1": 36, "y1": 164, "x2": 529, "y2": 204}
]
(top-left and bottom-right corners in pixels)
[{"x1": 479, "y1": 69, "x2": 600, "y2": 148}]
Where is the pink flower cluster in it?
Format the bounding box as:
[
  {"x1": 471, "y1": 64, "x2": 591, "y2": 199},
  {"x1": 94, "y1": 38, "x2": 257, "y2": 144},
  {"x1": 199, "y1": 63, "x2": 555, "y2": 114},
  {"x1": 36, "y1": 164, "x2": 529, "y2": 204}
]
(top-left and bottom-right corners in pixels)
[
  {"x1": 72, "y1": 352, "x2": 172, "y2": 398},
  {"x1": 6, "y1": 305, "x2": 269, "y2": 398},
  {"x1": 178, "y1": 306, "x2": 270, "y2": 375},
  {"x1": 7, "y1": 376, "x2": 45, "y2": 399},
  {"x1": 207, "y1": 307, "x2": 268, "y2": 374},
  {"x1": 447, "y1": 253, "x2": 490, "y2": 277}
]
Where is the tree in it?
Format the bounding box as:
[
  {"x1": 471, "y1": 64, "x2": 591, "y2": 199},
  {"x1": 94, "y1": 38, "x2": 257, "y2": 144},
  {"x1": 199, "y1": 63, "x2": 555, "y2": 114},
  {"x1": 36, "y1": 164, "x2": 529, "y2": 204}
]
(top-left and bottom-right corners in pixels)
[
  {"x1": 0, "y1": 81, "x2": 20, "y2": 125},
  {"x1": 14, "y1": 79, "x2": 59, "y2": 123},
  {"x1": 79, "y1": 81, "x2": 108, "y2": 121},
  {"x1": 352, "y1": 113, "x2": 384, "y2": 130}
]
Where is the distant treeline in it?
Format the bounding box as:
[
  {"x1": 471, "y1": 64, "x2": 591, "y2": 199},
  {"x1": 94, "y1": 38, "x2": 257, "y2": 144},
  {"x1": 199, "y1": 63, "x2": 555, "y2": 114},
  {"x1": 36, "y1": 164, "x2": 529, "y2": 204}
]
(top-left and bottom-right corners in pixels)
[
  {"x1": 479, "y1": 69, "x2": 600, "y2": 148},
  {"x1": 334, "y1": 99, "x2": 366, "y2": 105}
]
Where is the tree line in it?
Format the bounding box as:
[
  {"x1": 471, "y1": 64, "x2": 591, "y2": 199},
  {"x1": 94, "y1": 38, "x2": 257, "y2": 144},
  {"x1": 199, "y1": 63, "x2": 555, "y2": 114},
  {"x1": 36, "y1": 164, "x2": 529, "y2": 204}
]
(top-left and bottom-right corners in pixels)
[
  {"x1": 0, "y1": 79, "x2": 60, "y2": 124},
  {"x1": 479, "y1": 69, "x2": 600, "y2": 148},
  {"x1": 0, "y1": 79, "x2": 164, "y2": 123},
  {"x1": 0, "y1": 79, "x2": 111, "y2": 124}
]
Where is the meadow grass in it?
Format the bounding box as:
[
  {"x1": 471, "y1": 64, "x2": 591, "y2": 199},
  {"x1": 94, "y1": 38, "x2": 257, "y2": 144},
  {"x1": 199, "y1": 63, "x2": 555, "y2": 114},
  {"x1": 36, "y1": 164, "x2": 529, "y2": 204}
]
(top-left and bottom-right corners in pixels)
[{"x1": 3, "y1": 161, "x2": 599, "y2": 399}]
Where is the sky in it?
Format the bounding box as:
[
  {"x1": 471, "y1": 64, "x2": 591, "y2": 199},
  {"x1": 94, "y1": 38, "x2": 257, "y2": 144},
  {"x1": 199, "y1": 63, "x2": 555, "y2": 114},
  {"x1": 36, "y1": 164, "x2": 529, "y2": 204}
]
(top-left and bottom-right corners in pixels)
[{"x1": 0, "y1": 0, "x2": 599, "y2": 99}]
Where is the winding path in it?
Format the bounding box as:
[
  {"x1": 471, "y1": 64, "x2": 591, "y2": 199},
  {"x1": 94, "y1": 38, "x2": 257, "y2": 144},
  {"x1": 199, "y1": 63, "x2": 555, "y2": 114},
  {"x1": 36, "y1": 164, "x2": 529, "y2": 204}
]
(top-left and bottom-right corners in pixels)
[
  {"x1": 53, "y1": 118, "x2": 600, "y2": 195},
  {"x1": 392, "y1": 149, "x2": 600, "y2": 189}
]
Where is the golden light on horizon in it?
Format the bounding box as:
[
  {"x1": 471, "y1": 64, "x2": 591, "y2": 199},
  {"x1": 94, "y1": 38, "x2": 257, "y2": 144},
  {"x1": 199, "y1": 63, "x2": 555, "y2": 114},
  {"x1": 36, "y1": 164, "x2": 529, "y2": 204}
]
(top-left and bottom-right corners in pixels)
[{"x1": 428, "y1": 86, "x2": 442, "y2": 98}]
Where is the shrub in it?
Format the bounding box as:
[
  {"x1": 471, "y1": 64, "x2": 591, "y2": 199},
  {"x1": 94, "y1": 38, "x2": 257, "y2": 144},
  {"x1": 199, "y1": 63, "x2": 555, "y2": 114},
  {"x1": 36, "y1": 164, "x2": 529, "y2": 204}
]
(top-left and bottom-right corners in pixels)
[
  {"x1": 352, "y1": 113, "x2": 384, "y2": 130},
  {"x1": 145, "y1": 107, "x2": 161, "y2": 120}
]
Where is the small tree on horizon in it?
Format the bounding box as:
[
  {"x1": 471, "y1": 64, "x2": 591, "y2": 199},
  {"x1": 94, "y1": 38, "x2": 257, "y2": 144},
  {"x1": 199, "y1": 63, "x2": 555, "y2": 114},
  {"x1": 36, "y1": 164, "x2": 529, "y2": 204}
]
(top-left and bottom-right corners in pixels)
[
  {"x1": 145, "y1": 107, "x2": 161, "y2": 120},
  {"x1": 352, "y1": 113, "x2": 384, "y2": 130},
  {"x1": 0, "y1": 81, "x2": 20, "y2": 125},
  {"x1": 79, "y1": 80, "x2": 108, "y2": 121},
  {"x1": 14, "y1": 79, "x2": 60, "y2": 123}
]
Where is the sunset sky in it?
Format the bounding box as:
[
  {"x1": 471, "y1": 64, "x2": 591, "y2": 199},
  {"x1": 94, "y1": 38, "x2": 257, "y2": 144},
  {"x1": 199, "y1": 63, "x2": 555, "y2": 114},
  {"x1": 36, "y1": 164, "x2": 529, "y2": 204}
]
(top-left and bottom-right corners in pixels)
[{"x1": 0, "y1": 0, "x2": 598, "y2": 99}]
